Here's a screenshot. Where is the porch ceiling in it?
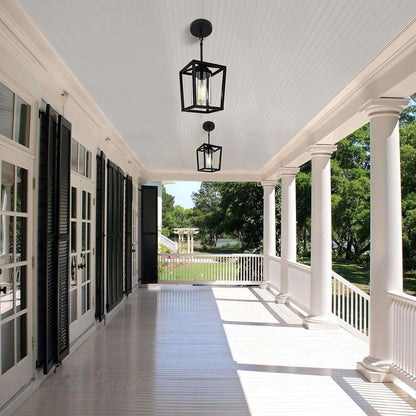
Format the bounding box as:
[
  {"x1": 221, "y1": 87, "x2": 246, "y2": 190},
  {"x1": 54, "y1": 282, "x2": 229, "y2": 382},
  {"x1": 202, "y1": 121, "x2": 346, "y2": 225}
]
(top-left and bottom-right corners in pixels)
[{"x1": 17, "y1": 0, "x2": 416, "y2": 180}]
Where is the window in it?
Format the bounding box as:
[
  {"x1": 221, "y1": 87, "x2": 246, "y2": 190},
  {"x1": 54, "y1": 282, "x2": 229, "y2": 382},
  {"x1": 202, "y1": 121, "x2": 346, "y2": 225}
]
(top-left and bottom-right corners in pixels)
[
  {"x1": 71, "y1": 139, "x2": 91, "y2": 178},
  {"x1": 0, "y1": 82, "x2": 31, "y2": 148}
]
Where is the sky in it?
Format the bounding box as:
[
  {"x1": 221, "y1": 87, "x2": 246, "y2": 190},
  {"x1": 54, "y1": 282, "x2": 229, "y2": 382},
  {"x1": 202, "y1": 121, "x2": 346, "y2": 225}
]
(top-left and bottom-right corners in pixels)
[{"x1": 164, "y1": 181, "x2": 201, "y2": 209}]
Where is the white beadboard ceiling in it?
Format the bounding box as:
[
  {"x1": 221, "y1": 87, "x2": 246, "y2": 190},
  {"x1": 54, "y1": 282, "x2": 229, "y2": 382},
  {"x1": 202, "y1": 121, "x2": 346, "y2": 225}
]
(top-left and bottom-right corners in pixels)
[{"x1": 18, "y1": 0, "x2": 416, "y2": 176}]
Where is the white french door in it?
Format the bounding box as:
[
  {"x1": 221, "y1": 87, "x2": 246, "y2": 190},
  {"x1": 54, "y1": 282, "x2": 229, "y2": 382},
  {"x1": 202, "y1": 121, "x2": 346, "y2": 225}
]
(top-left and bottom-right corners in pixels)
[
  {"x1": 0, "y1": 147, "x2": 33, "y2": 407},
  {"x1": 69, "y1": 175, "x2": 95, "y2": 342}
]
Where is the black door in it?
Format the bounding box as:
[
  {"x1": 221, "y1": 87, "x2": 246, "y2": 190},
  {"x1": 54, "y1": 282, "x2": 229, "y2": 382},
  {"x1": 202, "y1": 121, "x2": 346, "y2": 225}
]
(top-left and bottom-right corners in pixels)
[{"x1": 141, "y1": 186, "x2": 158, "y2": 284}]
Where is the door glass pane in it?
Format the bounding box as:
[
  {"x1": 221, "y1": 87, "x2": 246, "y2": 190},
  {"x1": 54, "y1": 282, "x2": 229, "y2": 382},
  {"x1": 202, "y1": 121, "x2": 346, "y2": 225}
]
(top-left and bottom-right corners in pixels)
[
  {"x1": 71, "y1": 256, "x2": 77, "y2": 285},
  {"x1": 0, "y1": 268, "x2": 13, "y2": 318},
  {"x1": 16, "y1": 167, "x2": 27, "y2": 213},
  {"x1": 87, "y1": 223, "x2": 91, "y2": 250},
  {"x1": 14, "y1": 96, "x2": 30, "y2": 147},
  {"x1": 87, "y1": 284, "x2": 90, "y2": 311},
  {"x1": 16, "y1": 265, "x2": 26, "y2": 312},
  {"x1": 71, "y1": 222, "x2": 76, "y2": 253},
  {"x1": 82, "y1": 255, "x2": 87, "y2": 283},
  {"x1": 71, "y1": 187, "x2": 77, "y2": 219},
  {"x1": 16, "y1": 314, "x2": 27, "y2": 362},
  {"x1": 70, "y1": 290, "x2": 77, "y2": 323},
  {"x1": 87, "y1": 253, "x2": 90, "y2": 282},
  {"x1": 1, "y1": 162, "x2": 15, "y2": 211},
  {"x1": 79, "y1": 145, "x2": 86, "y2": 176},
  {"x1": 82, "y1": 191, "x2": 86, "y2": 220},
  {"x1": 82, "y1": 285, "x2": 86, "y2": 314},
  {"x1": 1, "y1": 320, "x2": 14, "y2": 374},
  {"x1": 82, "y1": 223, "x2": 86, "y2": 251},
  {"x1": 85, "y1": 151, "x2": 90, "y2": 178},
  {"x1": 0, "y1": 82, "x2": 14, "y2": 140},
  {"x1": 15, "y1": 217, "x2": 26, "y2": 262},
  {"x1": 71, "y1": 140, "x2": 78, "y2": 172},
  {"x1": 0, "y1": 216, "x2": 14, "y2": 265},
  {"x1": 87, "y1": 192, "x2": 91, "y2": 220}
]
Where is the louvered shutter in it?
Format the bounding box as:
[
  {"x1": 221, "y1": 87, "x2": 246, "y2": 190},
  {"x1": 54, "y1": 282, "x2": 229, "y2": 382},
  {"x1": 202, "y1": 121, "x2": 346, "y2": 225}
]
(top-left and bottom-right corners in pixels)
[
  {"x1": 106, "y1": 161, "x2": 124, "y2": 311},
  {"x1": 38, "y1": 105, "x2": 58, "y2": 374},
  {"x1": 57, "y1": 115, "x2": 71, "y2": 362},
  {"x1": 124, "y1": 176, "x2": 132, "y2": 294},
  {"x1": 141, "y1": 186, "x2": 158, "y2": 284},
  {"x1": 37, "y1": 106, "x2": 71, "y2": 373},
  {"x1": 95, "y1": 150, "x2": 106, "y2": 321}
]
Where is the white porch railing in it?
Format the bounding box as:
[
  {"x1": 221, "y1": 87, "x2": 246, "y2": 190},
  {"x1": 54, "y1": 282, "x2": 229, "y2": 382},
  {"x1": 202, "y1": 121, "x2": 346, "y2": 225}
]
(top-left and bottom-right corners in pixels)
[
  {"x1": 287, "y1": 260, "x2": 312, "y2": 313},
  {"x1": 390, "y1": 291, "x2": 416, "y2": 389},
  {"x1": 269, "y1": 256, "x2": 281, "y2": 290},
  {"x1": 332, "y1": 271, "x2": 370, "y2": 341},
  {"x1": 159, "y1": 234, "x2": 178, "y2": 252},
  {"x1": 158, "y1": 253, "x2": 263, "y2": 284},
  {"x1": 267, "y1": 256, "x2": 369, "y2": 339}
]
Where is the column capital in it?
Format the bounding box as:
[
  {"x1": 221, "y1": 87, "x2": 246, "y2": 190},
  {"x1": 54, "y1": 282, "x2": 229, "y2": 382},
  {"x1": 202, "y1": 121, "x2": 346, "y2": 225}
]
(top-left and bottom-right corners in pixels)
[
  {"x1": 359, "y1": 97, "x2": 409, "y2": 119},
  {"x1": 261, "y1": 180, "x2": 278, "y2": 189},
  {"x1": 307, "y1": 144, "x2": 337, "y2": 157},
  {"x1": 278, "y1": 167, "x2": 300, "y2": 177}
]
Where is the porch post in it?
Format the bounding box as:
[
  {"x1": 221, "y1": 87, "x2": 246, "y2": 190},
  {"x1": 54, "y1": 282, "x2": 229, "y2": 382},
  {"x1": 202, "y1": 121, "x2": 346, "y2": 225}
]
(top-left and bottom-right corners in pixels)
[
  {"x1": 262, "y1": 181, "x2": 277, "y2": 282},
  {"x1": 358, "y1": 98, "x2": 408, "y2": 382},
  {"x1": 277, "y1": 167, "x2": 299, "y2": 300},
  {"x1": 304, "y1": 144, "x2": 338, "y2": 329}
]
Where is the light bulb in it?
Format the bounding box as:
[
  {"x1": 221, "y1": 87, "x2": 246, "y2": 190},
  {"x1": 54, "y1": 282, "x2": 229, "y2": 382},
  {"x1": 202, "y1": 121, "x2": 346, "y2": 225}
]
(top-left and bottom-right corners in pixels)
[
  {"x1": 198, "y1": 79, "x2": 208, "y2": 105},
  {"x1": 206, "y1": 152, "x2": 212, "y2": 169}
]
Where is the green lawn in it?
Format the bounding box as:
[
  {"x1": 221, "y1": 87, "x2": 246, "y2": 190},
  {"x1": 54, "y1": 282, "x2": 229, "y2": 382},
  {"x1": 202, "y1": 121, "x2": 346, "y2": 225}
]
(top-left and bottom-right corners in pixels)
[
  {"x1": 159, "y1": 259, "x2": 239, "y2": 282},
  {"x1": 299, "y1": 257, "x2": 416, "y2": 296}
]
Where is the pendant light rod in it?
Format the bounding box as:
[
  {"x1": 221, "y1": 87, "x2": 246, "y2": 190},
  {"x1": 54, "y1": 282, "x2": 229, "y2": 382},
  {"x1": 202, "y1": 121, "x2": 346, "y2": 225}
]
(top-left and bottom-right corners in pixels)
[{"x1": 200, "y1": 37, "x2": 204, "y2": 61}]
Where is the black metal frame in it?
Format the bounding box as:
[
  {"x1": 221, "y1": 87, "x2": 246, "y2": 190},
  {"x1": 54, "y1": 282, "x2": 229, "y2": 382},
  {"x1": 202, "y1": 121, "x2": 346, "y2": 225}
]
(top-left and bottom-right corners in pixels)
[
  {"x1": 196, "y1": 142, "x2": 222, "y2": 172},
  {"x1": 180, "y1": 59, "x2": 226, "y2": 113}
]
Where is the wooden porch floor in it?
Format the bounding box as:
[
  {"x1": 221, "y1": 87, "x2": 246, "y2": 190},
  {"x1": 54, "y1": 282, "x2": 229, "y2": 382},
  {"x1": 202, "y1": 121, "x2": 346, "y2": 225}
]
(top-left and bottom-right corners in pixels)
[{"x1": 14, "y1": 286, "x2": 416, "y2": 415}]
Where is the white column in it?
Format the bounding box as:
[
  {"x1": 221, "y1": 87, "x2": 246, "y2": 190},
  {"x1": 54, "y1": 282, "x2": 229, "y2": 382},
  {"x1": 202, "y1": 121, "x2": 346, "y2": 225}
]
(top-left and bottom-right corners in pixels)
[
  {"x1": 262, "y1": 181, "x2": 277, "y2": 282},
  {"x1": 304, "y1": 144, "x2": 338, "y2": 329},
  {"x1": 357, "y1": 98, "x2": 408, "y2": 382},
  {"x1": 277, "y1": 168, "x2": 299, "y2": 300},
  {"x1": 187, "y1": 233, "x2": 190, "y2": 254}
]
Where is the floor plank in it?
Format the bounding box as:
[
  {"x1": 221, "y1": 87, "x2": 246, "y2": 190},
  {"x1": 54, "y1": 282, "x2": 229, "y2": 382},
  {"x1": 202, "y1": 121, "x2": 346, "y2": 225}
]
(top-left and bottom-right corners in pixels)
[{"x1": 13, "y1": 286, "x2": 416, "y2": 415}]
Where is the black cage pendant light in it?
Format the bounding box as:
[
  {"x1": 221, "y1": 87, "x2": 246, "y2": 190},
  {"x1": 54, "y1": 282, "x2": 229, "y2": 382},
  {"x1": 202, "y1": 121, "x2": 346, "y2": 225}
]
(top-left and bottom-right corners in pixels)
[
  {"x1": 196, "y1": 121, "x2": 222, "y2": 172},
  {"x1": 180, "y1": 19, "x2": 226, "y2": 113}
]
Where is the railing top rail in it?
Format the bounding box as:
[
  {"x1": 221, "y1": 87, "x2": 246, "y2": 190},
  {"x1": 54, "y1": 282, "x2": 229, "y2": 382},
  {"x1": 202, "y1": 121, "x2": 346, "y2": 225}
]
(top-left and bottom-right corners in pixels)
[
  {"x1": 287, "y1": 260, "x2": 311, "y2": 272},
  {"x1": 332, "y1": 271, "x2": 370, "y2": 300},
  {"x1": 158, "y1": 253, "x2": 264, "y2": 258},
  {"x1": 389, "y1": 290, "x2": 416, "y2": 306},
  {"x1": 269, "y1": 255, "x2": 282, "y2": 263}
]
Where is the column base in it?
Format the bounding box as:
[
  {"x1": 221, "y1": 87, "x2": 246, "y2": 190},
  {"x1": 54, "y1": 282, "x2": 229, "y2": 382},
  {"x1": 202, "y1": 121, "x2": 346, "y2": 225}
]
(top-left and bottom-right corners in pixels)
[
  {"x1": 357, "y1": 356, "x2": 395, "y2": 383},
  {"x1": 303, "y1": 314, "x2": 339, "y2": 330},
  {"x1": 275, "y1": 293, "x2": 289, "y2": 304}
]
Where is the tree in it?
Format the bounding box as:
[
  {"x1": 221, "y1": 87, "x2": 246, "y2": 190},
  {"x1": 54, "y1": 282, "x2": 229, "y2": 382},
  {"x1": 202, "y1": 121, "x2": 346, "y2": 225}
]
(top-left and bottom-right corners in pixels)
[{"x1": 191, "y1": 182, "x2": 223, "y2": 245}]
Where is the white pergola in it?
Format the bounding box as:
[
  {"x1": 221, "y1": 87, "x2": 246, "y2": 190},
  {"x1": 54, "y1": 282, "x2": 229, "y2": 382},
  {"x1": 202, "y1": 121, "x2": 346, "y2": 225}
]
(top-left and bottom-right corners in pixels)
[{"x1": 173, "y1": 228, "x2": 199, "y2": 254}]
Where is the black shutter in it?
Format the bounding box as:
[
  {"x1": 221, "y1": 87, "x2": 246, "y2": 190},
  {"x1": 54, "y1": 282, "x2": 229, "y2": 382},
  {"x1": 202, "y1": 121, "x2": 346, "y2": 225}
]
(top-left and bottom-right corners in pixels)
[
  {"x1": 124, "y1": 176, "x2": 132, "y2": 295},
  {"x1": 95, "y1": 150, "x2": 106, "y2": 321},
  {"x1": 141, "y1": 186, "x2": 158, "y2": 284},
  {"x1": 38, "y1": 105, "x2": 58, "y2": 374},
  {"x1": 106, "y1": 160, "x2": 124, "y2": 312},
  {"x1": 57, "y1": 115, "x2": 71, "y2": 362},
  {"x1": 37, "y1": 106, "x2": 70, "y2": 373}
]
